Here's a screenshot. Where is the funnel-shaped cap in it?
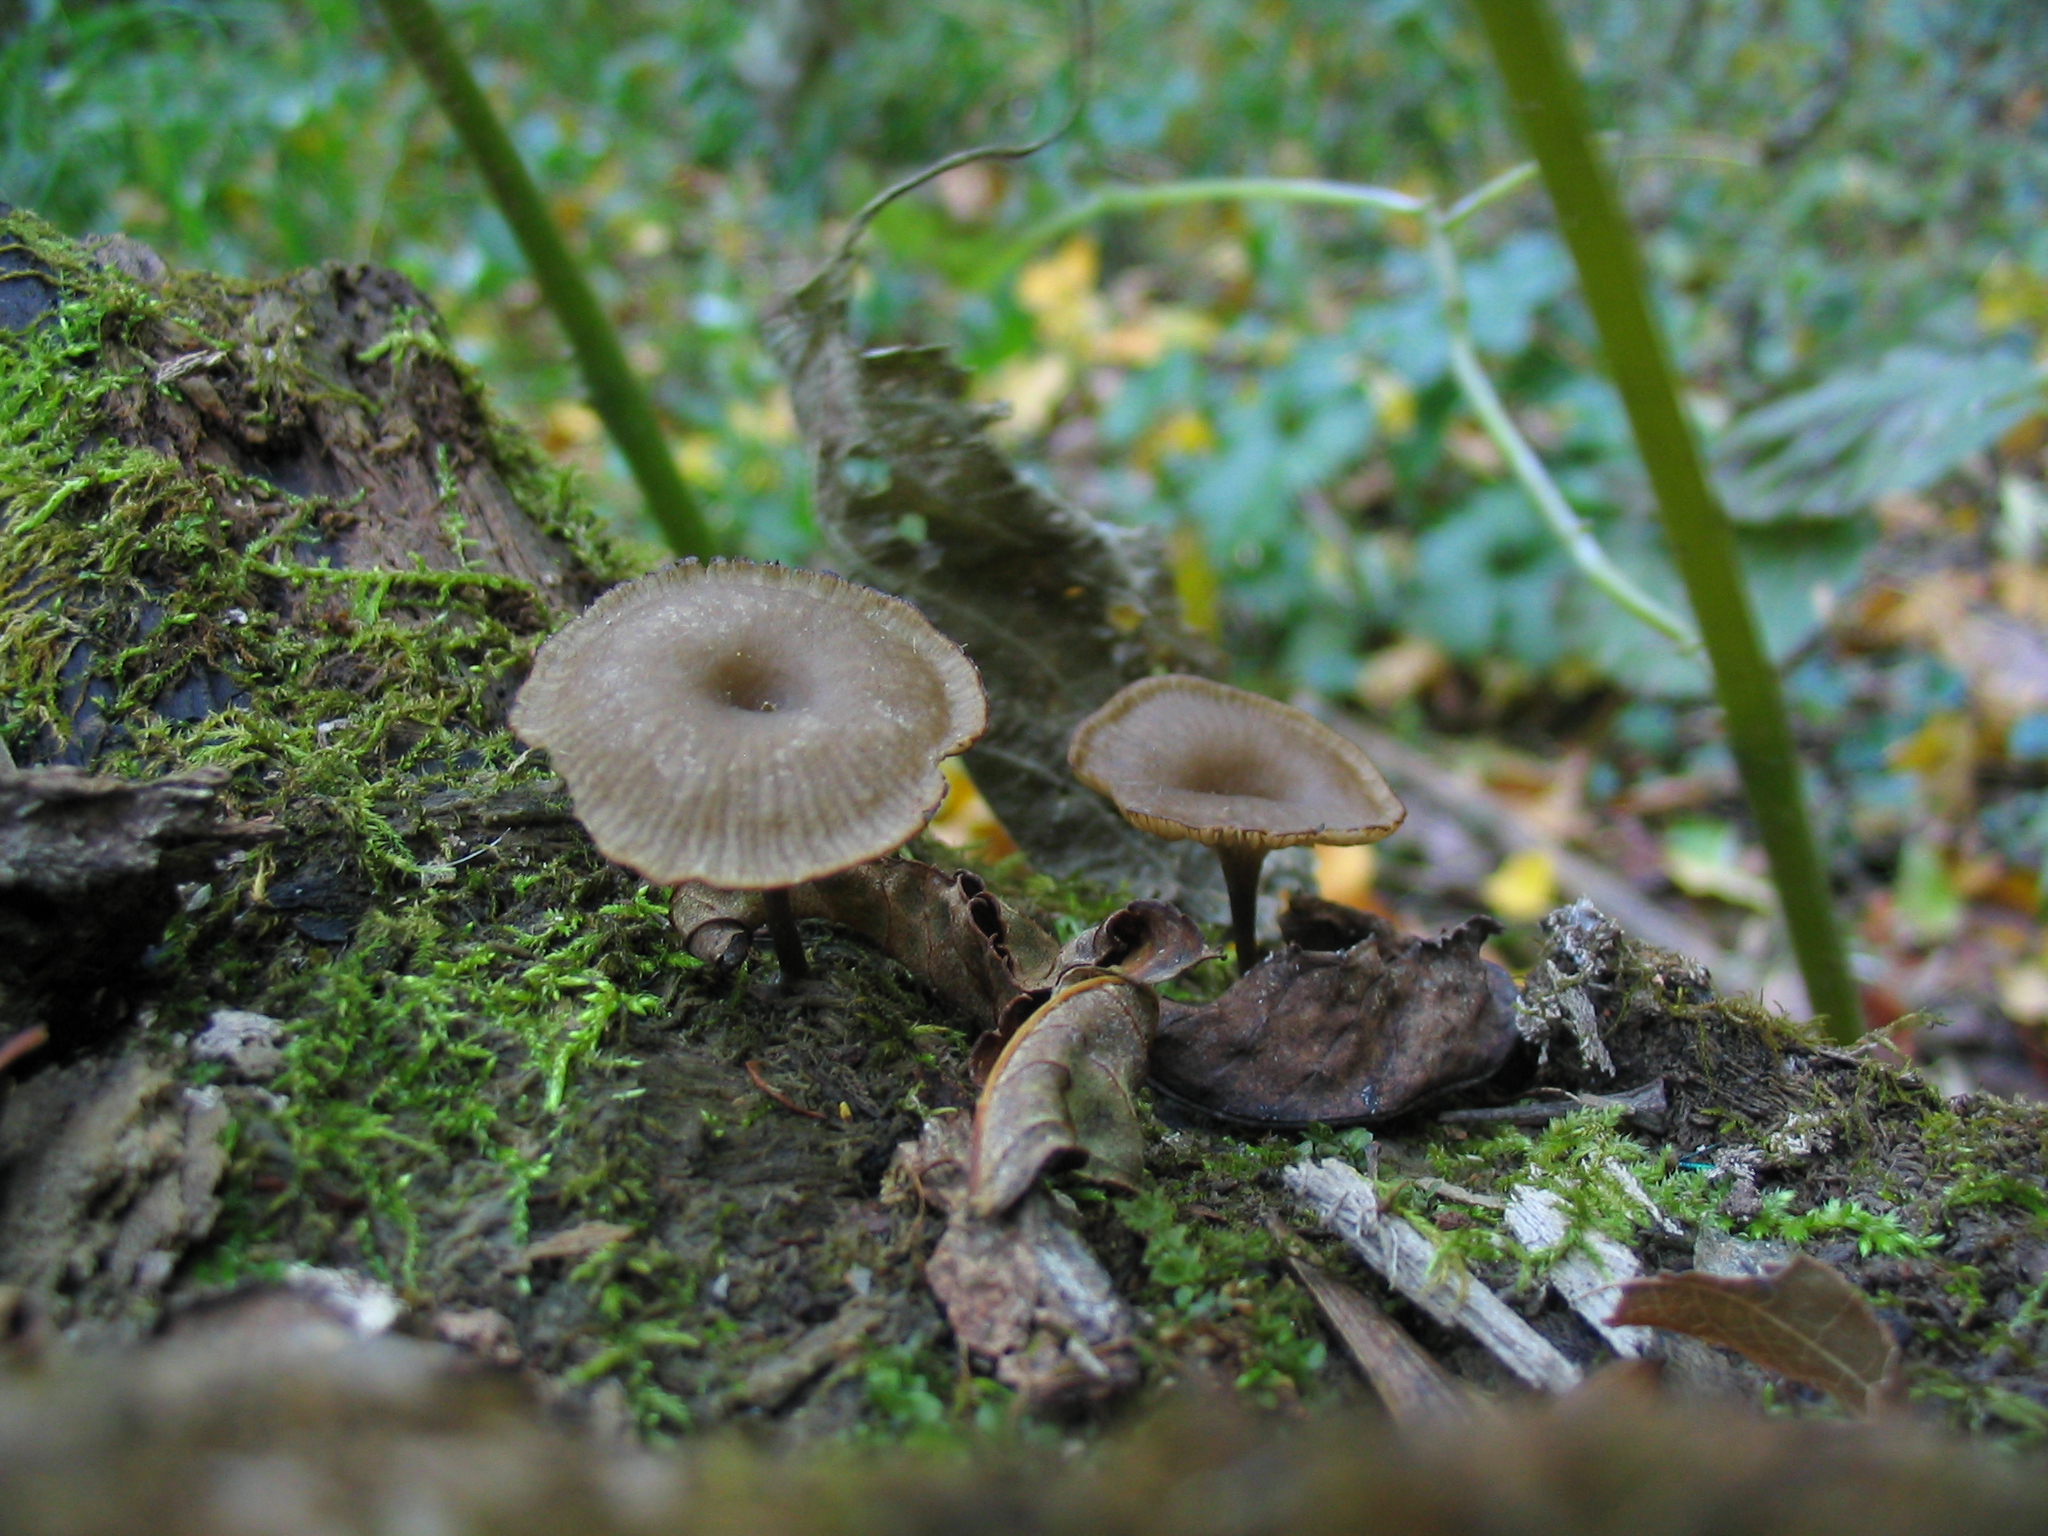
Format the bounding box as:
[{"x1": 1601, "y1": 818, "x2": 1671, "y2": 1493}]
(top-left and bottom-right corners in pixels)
[
  {"x1": 1067, "y1": 675, "x2": 1403, "y2": 851},
  {"x1": 513, "y1": 560, "x2": 987, "y2": 888}
]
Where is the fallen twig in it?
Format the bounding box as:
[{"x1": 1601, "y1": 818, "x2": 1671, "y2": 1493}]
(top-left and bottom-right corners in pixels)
[
  {"x1": 746, "y1": 1059, "x2": 827, "y2": 1120},
  {"x1": 1288, "y1": 1255, "x2": 1483, "y2": 1427},
  {"x1": 1285, "y1": 1158, "x2": 1582, "y2": 1394},
  {"x1": 1436, "y1": 1079, "x2": 1669, "y2": 1132},
  {"x1": 1503, "y1": 1185, "x2": 1653, "y2": 1358}
]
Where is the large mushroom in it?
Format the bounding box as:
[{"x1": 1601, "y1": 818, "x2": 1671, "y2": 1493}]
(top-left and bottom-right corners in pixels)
[
  {"x1": 511, "y1": 559, "x2": 987, "y2": 981},
  {"x1": 1067, "y1": 675, "x2": 1404, "y2": 973}
]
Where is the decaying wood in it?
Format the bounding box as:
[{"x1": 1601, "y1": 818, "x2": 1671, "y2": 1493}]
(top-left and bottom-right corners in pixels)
[
  {"x1": 1502, "y1": 1185, "x2": 1652, "y2": 1358},
  {"x1": 0, "y1": 766, "x2": 275, "y2": 1039},
  {"x1": 1284, "y1": 1157, "x2": 1582, "y2": 1395}
]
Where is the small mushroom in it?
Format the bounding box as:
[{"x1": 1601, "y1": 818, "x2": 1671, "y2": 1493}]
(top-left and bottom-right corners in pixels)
[
  {"x1": 1067, "y1": 675, "x2": 1403, "y2": 973},
  {"x1": 511, "y1": 559, "x2": 987, "y2": 980}
]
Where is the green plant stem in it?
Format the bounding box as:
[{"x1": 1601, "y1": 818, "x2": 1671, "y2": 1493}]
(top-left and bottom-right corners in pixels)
[
  {"x1": 371, "y1": 0, "x2": 715, "y2": 559},
  {"x1": 1471, "y1": 0, "x2": 1861, "y2": 1042},
  {"x1": 1425, "y1": 213, "x2": 1698, "y2": 652}
]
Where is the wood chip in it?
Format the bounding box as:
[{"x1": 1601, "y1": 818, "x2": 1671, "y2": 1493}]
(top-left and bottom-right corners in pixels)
[{"x1": 1503, "y1": 1186, "x2": 1652, "y2": 1357}]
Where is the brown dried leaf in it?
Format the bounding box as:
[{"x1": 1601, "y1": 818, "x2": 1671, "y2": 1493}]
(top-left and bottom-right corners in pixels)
[
  {"x1": 969, "y1": 972, "x2": 1155, "y2": 1220},
  {"x1": 1056, "y1": 898, "x2": 1215, "y2": 985},
  {"x1": 670, "y1": 856, "x2": 1060, "y2": 1024},
  {"x1": 1152, "y1": 912, "x2": 1519, "y2": 1125},
  {"x1": 1608, "y1": 1254, "x2": 1902, "y2": 1415}
]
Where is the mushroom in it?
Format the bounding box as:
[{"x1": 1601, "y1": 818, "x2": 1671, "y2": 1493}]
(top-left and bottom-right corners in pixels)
[
  {"x1": 1066, "y1": 675, "x2": 1404, "y2": 973},
  {"x1": 511, "y1": 559, "x2": 987, "y2": 981}
]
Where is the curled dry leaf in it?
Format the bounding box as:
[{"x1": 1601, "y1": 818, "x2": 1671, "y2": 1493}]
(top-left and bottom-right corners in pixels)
[
  {"x1": 969, "y1": 972, "x2": 1155, "y2": 1221},
  {"x1": 670, "y1": 855, "x2": 1060, "y2": 1022},
  {"x1": 966, "y1": 902, "x2": 1209, "y2": 1219},
  {"x1": 1607, "y1": 1253, "x2": 1903, "y2": 1416},
  {"x1": 1056, "y1": 896, "x2": 1217, "y2": 985},
  {"x1": 1152, "y1": 908, "x2": 1520, "y2": 1126}
]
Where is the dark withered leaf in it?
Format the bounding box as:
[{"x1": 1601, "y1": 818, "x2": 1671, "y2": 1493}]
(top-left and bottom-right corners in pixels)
[
  {"x1": 670, "y1": 856, "x2": 1060, "y2": 1024},
  {"x1": 969, "y1": 900, "x2": 1210, "y2": 1083},
  {"x1": 761, "y1": 258, "x2": 1221, "y2": 912},
  {"x1": 969, "y1": 972, "x2": 1155, "y2": 1220},
  {"x1": 1056, "y1": 898, "x2": 1214, "y2": 984},
  {"x1": 1608, "y1": 1254, "x2": 1903, "y2": 1416},
  {"x1": 1151, "y1": 913, "x2": 1520, "y2": 1126}
]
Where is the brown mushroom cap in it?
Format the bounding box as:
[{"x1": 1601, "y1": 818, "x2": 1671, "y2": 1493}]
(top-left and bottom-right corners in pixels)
[
  {"x1": 1066, "y1": 674, "x2": 1404, "y2": 851},
  {"x1": 512, "y1": 560, "x2": 987, "y2": 888}
]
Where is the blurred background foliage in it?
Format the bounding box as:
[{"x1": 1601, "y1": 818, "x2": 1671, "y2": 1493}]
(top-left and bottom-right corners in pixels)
[{"x1": 10, "y1": 0, "x2": 2048, "y2": 1081}]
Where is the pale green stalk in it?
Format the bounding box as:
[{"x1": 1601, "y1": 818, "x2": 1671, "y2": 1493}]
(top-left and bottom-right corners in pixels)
[{"x1": 1425, "y1": 212, "x2": 1698, "y2": 651}]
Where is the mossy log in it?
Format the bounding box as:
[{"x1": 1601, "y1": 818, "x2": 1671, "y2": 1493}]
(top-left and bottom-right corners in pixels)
[{"x1": 5, "y1": 206, "x2": 2048, "y2": 1476}]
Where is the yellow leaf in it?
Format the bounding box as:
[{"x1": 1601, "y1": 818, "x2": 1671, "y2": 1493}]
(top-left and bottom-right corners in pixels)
[
  {"x1": 1090, "y1": 306, "x2": 1219, "y2": 367},
  {"x1": 1664, "y1": 819, "x2": 1777, "y2": 912},
  {"x1": 928, "y1": 758, "x2": 1019, "y2": 861},
  {"x1": 672, "y1": 433, "x2": 722, "y2": 489},
  {"x1": 541, "y1": 400, "x2": 603, "y2": 453},
  {"x1": 1315, "y1": 844, "x2": 1376, "y2": 909},
  {"x1": 1016, "y1": 236, "x2": 1103, "y2": 346},
  {"x1": 1998, "y1": 963, "x2": 2048, "y2": 1026},
  {"x1": 1978, "y1": 254, "x2": 2048, "y2": 335},
  {"x1": 1886, "y1": 710, "x2": 1979, "y2": 821},
  {"x1": 1167, "y1": 525, "x2": 1219, "y2": 639},
  {"x1": 1136, "y1": 407, "x2": 1216, "y2": 467},
  {"x1": 977, "y1": 353, "x2": 1072, "y2": 441},
  {"x1": 727, "y1": 388, "x2": 796, "y2": 445},
  {"x1": 1367, "y1": 369, "x2": 1417, "y2": 439},
  {"x1": 1354, "y1": 639, "x2": 1447, "y2": 713},
  {"x1": 1482, "y1": 848, "x2": 1557, "y2": 923}
]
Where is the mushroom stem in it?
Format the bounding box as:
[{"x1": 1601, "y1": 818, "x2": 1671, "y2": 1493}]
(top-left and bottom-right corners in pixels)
[
  {"x1": 761, "y1": 887, "x2": 812, "y2": 983},
  {"x1": 1216, "y1": 843, "x2": 1269, "y2": 975}
]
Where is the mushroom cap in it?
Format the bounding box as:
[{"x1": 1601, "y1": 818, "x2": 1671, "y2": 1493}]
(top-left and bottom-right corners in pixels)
[
  {"x1": 1067, "y1": 674, "x2": 1404, "y2": 850},
  {"x1": 512, "y1": 560, "x2": 987, "y2": 888}
]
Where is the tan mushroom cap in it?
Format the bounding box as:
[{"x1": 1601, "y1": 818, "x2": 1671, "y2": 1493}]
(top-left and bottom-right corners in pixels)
[
  {"x1": 1067, "y1": 674, "x2": 1404, "y2": 850},
  {"x1": 512, "y1": 560, "x2": 987, "y2": 889}
]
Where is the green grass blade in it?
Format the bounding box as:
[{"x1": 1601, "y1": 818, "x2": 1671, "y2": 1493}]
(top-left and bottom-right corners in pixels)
[{"x1": 1471, "y1": 0, "x2": 1861, "y2": 1042}]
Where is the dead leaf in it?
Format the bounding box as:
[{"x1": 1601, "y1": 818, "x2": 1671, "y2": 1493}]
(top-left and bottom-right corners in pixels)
[
  {"x1": 1607, "y1": 1253, "x2": 1902, "y2": 1415},
  {"x1": 969, "y1": 971, "x2": 1155, "y2": 1219},
  {"x1": 761, "y1": 257, "x2": 1222, "y2": 910},
  {"x1": 1054, "y1": 897, "x2": 1215, "y2": 985},
  {"x1": 514, "y1": 1222, "x2": 633, "y2": 1270},
  {"x1": 1151, "y1": 910, "x2": 1520, "y2": 1126},
  {"x1": 671, "y1": 856, "x2": 1061, "y2": 1024}
]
